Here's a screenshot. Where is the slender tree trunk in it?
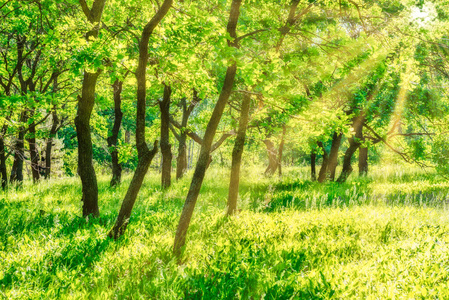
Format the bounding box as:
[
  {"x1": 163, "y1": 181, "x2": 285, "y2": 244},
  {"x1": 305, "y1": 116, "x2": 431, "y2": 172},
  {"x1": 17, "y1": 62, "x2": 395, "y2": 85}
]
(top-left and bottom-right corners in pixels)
[
  {"x1": 108, "y1": 79, "x2": 124, "y2": 187},
  {"x1": 108, "y1": 142, "x2": 158, "y2": 239},
  {"x1": 45, "y1": 109, "x2": 60, "y2": 179},
  {"x1": 264, "y1": 139, "x2": 278, "y2": 176},
  {"x1": 0, "y1": 135, "x2": 7, "y2": 189},
  {"x1": 10, "y1": 111, "x2": 27, "y2": 184},
  {"x1": 173, "y1": 0, "x2": 242, "y2": 257},
  {"x1": 359, "y1": 145, "x2": 368, "y2": 176},
  {"x1": 160, "y1": 85, "x2": 172, "y2": 189},
  {"x1": 227, "y1": 93, "x2": 251, "y2": 216},
  {"x1": 75, "y1": 72, "x2": 100, "y2": 217},
  {"x1": 277, "y1": 125, "x2": 286, "y2": 176},
  {"x1": 108, "y1": 0, "x2": 171, "y2": 239},
  {"x1": 327, "y1": 132, "x2": 342, "y2": 181},
  {"x1": 176, "y1": 91, "x2": 200, "y2": 179},
  {"x1": 337, "y1": 114, "x2": 365, "y2": 183},
  {"x1": 317, "y1": 141, "x2": 328, "y2": 183},
  {"x1": 0, "y1": 116, "x2": 9, "y2": 189},
  {"x1": 27, "y1": 119, "x2": 40, "y2": 183},
  {"x1": 337, "y1": 143, "x2": 359, "y2": 183},
  {"x1": 311, "y1": 152, "x2": 316, "y2": 181},
  {"x1": 75, "y1": 0, "x2": 108, "y2": 217}
]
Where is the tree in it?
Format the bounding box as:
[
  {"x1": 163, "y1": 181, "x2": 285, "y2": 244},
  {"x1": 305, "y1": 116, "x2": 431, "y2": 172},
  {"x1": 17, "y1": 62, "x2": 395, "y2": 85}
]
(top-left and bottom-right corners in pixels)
[
  {"x1": 75, "y1": 0, "x2": 107, "y2": 217},
  {"x1": 108, "y1": 0, "x2": 173, "y2": 239},
  {"x1": 159, "y1": 85, "x2": 172, "y2": 189},
  {"x1": 173, "y1": 0, "x2": 242, "y2": 256}
]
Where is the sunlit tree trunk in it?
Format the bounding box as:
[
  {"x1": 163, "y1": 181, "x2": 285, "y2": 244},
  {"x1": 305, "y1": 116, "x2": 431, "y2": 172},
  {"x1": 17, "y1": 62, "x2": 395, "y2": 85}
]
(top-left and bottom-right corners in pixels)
[
  {"x1": 160, "y1": 85, "x2": 172, "y2": 189},
  {"x1": 173, "y1": 0, "x2": 242, "y2": 256},
  {"x1": 175, "y1": 91, "x2": 200, "y2": 180},
  {"x1": 359, "y1": 145, "x2": 368, "y2": 176},
  {"x1": 337, "y1": 114, "x2": 365, "y2": 183},
  {"x1": 264, "y1": 139, "x2": 278, "y2": 176},
  {"x1": 227, "y1": 93, "x2": 251, "y2": 215},
  {"x1": 108, "y1": 0, "x2": 172, "y2": 239},
  {"x1": 277, "y1": 125, "x2": 286, "y2": 176},
  {"x1": 327, "y1": 132, "x2": 342, "y2": 181},
  {"x1": 317, "y1": 141, "x2": 329, "y2": 183}
]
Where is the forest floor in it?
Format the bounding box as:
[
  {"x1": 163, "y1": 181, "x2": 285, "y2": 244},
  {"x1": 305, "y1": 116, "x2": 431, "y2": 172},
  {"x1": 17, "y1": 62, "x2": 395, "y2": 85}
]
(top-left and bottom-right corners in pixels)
[{"x1": 1, "y1": 164, "x2": 449, "y2": 299}]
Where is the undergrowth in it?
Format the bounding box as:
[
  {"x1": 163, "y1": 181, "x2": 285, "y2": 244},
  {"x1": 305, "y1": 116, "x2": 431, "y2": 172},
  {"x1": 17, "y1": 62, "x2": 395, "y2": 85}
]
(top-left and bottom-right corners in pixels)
[{"x1": 1, "y1": 165, "x2": 449, "y2": 299}]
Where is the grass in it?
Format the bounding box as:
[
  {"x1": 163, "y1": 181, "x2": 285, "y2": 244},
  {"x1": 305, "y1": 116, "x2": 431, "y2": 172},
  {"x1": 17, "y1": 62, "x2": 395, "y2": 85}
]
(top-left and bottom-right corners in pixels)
[{"x1": 1, "y1": 164, "x2": 449, "y2": 299}]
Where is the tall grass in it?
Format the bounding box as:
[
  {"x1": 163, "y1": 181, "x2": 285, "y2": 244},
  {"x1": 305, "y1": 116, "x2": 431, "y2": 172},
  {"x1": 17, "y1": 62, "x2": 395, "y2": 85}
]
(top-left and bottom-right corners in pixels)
[{"x1": 1, "y1": 164, "x2": 449, "y2": 299}]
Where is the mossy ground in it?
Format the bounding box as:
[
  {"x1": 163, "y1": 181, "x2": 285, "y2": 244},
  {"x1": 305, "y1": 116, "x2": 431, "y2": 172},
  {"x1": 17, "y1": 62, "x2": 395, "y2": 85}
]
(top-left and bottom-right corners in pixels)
[{"x1": 1, "y1": 165, "x2": 449, "y2": 299}]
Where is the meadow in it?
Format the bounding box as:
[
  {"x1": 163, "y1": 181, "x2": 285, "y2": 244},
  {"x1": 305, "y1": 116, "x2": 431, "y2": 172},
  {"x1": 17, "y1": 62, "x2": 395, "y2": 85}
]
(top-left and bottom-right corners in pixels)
[{"x1": 1, "y1": 164, "x2": 449, "y2": 299}]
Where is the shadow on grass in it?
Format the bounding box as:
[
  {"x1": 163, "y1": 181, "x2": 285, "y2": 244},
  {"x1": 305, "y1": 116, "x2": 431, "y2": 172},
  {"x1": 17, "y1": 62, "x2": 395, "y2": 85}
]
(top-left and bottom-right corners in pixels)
[{"x1": 0, "y1": 233, "x2": 113, "y2": 290}]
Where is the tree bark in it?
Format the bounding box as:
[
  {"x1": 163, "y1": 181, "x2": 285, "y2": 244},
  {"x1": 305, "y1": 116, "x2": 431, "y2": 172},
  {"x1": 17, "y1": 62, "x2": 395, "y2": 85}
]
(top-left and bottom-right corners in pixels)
[
  {"x1": 227, "y1": 93, "x2": 251, "y2": 216},
  {"x1": 44, "y1": 109, "x2": 60, "y2": 179},
  {"x1": 107, "y1": 79, "x2": 123, "y2": 187},
  {"x1": 264, "y1": 139, "x2": 278, "y2": 176},
  {"x1": 108, "y1": 142, "x2": 158, "y2": 239},
  {"x1": 0, "y1": 127, "x2": 8, "y2": 189},
  {"x1": 175, "y1": 91, "x2": 200, "y2": 180},
  {"x1": 108, "y1": 0, "x2": 171, "y2": 239},
  {"x1": 75, "y1": 72, "x2": 101, "y2": 217},
  {"x1": 317, "y1": 141, "x2": 329, "y2": 183},
  {"x1": 27, "y1": 118, "x2": 40, "y2": 183},
  {"x1": 173, "y1": 0, "x2": 242, "y2": 257},
  {"x1": 327, "y1": 132, "x2": 342, "y2": 181},
  {"x1": 159, "y1": 85, "x2": 172, "y2": 189},
  {"x1": 75, "y1": 0, "x2": 107, "y2": 217},
  {"x1": 176, "y1": 131, "x2": 188, "y2": 179},
  {"x1": 311, "y1": 152, "x2": 316, "y2": 181},
  {"x1": 337, "y1": 113, "x2": 365, "y2": 183},
  {"x1": 277, "y1": 125, "x2": 286, "y2": 176},
  {"x1": 10, "y1": 111, "x2": 27, "y2": 184},
  {"x1": 359, "y1": 145, "x2": 368, "y2": 176}
]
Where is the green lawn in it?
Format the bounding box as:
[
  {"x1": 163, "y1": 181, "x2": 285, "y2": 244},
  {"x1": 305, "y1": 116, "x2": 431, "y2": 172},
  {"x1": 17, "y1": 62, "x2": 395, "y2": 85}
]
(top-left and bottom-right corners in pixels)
[{"x1": 1, "y1": 165, "x2": 449, "y2": 299}]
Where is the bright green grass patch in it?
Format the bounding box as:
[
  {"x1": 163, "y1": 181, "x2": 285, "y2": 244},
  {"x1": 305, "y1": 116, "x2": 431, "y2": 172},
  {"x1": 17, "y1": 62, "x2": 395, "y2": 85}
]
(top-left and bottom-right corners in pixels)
[{"x1": 1, "y1": 165, "x2": 449, "y2": 299}]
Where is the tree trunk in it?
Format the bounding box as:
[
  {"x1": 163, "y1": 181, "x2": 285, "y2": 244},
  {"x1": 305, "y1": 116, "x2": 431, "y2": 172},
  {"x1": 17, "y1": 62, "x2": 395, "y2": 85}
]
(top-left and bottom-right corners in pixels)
[
  {"x1": 10, "y1": 111, "x2": 27, "y2": 184},
  {"x1": 173, "y1": 0, "x2": 242, "y2": 257},
  {"x1": 176, "y1": 91, "x2": 201, "y2": 179},
  {"x1": 160, "y1": 85, "x2": 172, "y2": 189},
  {"x1": 227, "y1": 92, "x2": 251, "y2": 216},
  {"x1": 108, "y1": 79, "x2": 123, "y2": 187},
  {"x1": 108, "y1": 0, "x2": 171, "y2": 239},
  {"x1": 327, "y1": 132, "x2": 342, "y2": 181},
  {"x1": 359, "y1": 145, "x2": 368, "y2": 176},
  {"x1": 311, "y1": 152, "x2": 316, "y2": 181},
  {"x1": 75, "y1": 72, "x2": 100, "y2": 217},
  {"x1": 317, "y1": 141, "x2": 328, "y2": 183},
  {"x1": 264, "y1": 139, "x2": 278, "y2": 176},
  {"x1": 27, "y1": 120, "x2": 40, "y2": 183},
  {"x1": 277, "y1": 125, "x2": 286, "y2": 176},
  {"x1": 0, "y1": 135, "x2": 7, "y2": 190},
  {"x1": 337, "y1": 114, "x2": 365, "y2": 183},
  {"x1": 108, "y1": 142, "x2": 158, "y2": 239},
  {"x1": 75, "y1": 0, "x2": 107, "y2": 217},
  {"x1": 44, "y1": 109, "x2": 60, "y2": 179}
]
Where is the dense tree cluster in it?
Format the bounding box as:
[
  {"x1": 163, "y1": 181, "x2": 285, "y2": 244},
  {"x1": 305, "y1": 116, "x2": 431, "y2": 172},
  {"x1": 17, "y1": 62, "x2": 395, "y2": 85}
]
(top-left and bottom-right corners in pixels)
[{"x1": 1, "y1": 0, "x2": 448, "y2": 254}]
